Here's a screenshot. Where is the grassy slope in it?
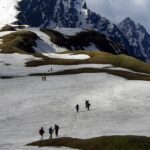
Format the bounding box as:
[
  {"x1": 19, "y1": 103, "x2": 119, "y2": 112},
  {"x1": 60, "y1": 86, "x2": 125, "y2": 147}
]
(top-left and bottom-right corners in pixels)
[
  {"x1": 1, "y1": 30, "x2": 150, "y2": 74},
  {"x1": 72, "y1": 51, "x2": 150, "y2": 74},
  {"x1": 1, "y1": 30, "x2": 150, "y2": 80},
  {"x1": 28, "y1": 136, "x2": 150, "y2": 150},
  {"x1": 27, "y1": 51, "x2": 150, "y2": 74},
  {"x1": 0, "y1": 30, "x2": 37, "y2": 53}
]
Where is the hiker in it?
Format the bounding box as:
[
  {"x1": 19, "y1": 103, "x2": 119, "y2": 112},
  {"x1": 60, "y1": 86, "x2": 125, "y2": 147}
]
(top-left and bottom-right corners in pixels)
[
  {"x1": 85, "y1": 100, "x2": 89, "y2": 108},
  {"x1": 44, "y1": 76, "x2": 47, "y2": 81},
  {"x1": 87, "y1": 102, "x2": 91, "y2": 111},
  {"x1": 54, "y1": 124, "x2": 59, "y2": 137},
  {"x1": 48, "y1": 68, "x2": 53, "y2": 72},
  {"x1": 75, "y1": 104, "x2": 79, "y2": 113},
  {"x1": 42, "y1": 76, "x2": 44, "y2": 81},
  {"x1": 39, "y1": 127, "x2": 45, "y2": 140},
  {"x1": 49, "y1": 126, "x2": 54, "y2": 139}
]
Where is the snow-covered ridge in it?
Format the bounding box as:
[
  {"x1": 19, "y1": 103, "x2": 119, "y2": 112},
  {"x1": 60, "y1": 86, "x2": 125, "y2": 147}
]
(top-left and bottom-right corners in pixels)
[
  {"x1": 118, "y1": 17, "x2": 150, "y2": 62},
  {"x1": 0, "y1": 27, "x2": 122, "y2": 54},
  {"x1": 27, "y1": 28, "x2": 67, "y2": 53},
  {"x1": 0, "y1": 0, "x2": 131, "y2": 55},
  {"x1": 26, "y1": 28, "x2": 99, "y2": 53},
  {"x1": 0, "y1": 0, "x2": 20, "y2": 28},
  {"x1": 1, "y1": 0, "x2": 150, "y2": 62}
]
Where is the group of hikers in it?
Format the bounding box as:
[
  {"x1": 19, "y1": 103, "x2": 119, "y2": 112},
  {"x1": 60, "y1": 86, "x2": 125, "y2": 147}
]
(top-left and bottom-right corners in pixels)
[
  {"x1": 48, "y1": 68, "x2": 53, "y2": 72},
  {"x1": 41, "y1": 76, "x2": 47, "y2": 81},
  {"x1": 39, "y1": 100, "x2": 91, "y2": 140},
  {"x1": 41, "y1": 68, "x2": 53, "y2": 81},
  {"x1": 75, "y1": 100, "x2": 91, "y2": 113},
  {"x1": 39, "y1": 124, "x2": 60, "y2": 140}
]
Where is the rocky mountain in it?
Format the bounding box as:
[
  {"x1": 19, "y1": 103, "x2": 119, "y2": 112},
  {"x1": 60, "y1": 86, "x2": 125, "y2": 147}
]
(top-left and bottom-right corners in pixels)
[
  {"x1": 118, "y1": 17, "x2": 150, "y2": 62},
  {"x1": 40, "y1": 28, "x2": 126, "y2": 54},
  {"x1": 0, "y1": 26, "x2": 126, "y2": 55},
  {"x1": 0, "y1": 0, "x2": 150, "y2": 62},
  {"x1": 16, "y1": 0, "x2": 131, "y2": 53}
]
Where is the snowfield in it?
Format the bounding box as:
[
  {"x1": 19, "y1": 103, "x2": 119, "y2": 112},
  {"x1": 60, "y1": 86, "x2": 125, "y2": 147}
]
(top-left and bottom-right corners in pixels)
[
  {"x1": 0, "y1": 69, "x2": 150, "y2": 149},
  {"x1": 0, "y1": 53, "x2": 150, "y2": 150}
]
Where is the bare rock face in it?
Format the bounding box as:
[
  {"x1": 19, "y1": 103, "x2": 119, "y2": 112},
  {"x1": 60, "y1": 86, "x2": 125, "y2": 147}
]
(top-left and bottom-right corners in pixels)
[{"x1": 118, "y1": 17, "x2": 150, "y2": 62}]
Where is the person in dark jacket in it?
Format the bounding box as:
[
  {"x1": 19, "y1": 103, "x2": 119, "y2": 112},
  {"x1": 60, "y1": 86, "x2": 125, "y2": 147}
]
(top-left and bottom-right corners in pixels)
[
  {"x1": 75, "y1": 104, "x2": 79, "y2": 113},
  {"x1": 39, "y1": 127, "x2": 45, "y2": 140},
  {"x1": 54, "y1": 124, "x2": 59, "y2": 137},
  {"x1": 87, "y1": 102, "x2": 91, "y2": 111},
  {"x1": 85, "y1": 100, "x2": 89, "y2": 108},
  {"x1": 49, "y1": 126, "x2": 54, "y2": 139}
]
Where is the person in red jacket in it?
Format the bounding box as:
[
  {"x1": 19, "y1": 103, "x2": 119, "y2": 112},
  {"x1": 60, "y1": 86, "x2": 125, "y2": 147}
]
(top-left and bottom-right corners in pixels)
[{"x1": 39, "y1": 127, "x2": 45, "y2": 140}]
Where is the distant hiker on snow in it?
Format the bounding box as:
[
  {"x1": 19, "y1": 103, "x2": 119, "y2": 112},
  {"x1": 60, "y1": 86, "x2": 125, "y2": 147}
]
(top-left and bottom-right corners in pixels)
[
  {"x1": 39, "y1": 127, "x2": 45, "y2": 140},
  {"x1": 87, "y1": 102, "x2": 91, "y2": 111},
  {"x1": 49, "y1": 126, "x2": 54, "y2": 139},
  {"x1": 75, "y1": 104, "x2": 79, "y2": 113},
  {"x1": 42, "y1": 76, "x2": 46, "y2": 81},
  {"x1": 85, "y1": 100, "x2": 89, "y2": 108},
  {"x1": 54, "y1": 124, "x2": 59, "y2": 137},
  {"x1": 48, "y1": 68, "x2": 53, "y2": 72}
]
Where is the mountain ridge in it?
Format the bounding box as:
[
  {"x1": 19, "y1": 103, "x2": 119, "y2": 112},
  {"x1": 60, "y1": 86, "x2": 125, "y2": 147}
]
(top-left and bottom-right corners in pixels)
[
  {"x1": 16, "y1": 0, "x2": 131, "y2": 51},
  {"x1": 0, "y1": 0, "x2": 150, "y2": 62},
  {"x1": 118, "y1": 17, "x2": 150, "y2": 62}
]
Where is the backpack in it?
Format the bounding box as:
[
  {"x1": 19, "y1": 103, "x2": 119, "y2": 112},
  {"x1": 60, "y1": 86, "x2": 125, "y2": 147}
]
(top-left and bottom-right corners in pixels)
[
  {"x1": 55, "y1": 125, "x2": 59, "y2": 130},
  {"x1": 39, "y1": 129, "x2": 44, "y2": 135}
]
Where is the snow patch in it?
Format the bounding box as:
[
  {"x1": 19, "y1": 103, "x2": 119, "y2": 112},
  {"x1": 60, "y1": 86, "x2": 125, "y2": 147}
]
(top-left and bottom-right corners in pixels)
[
  {"x1": 54, "y1": 27, "x2": 84, "y2": 36},
  {"x1": 0, "y1": 31, "x2": 16, "y2": 37},
  {"x1": 43, "y1": 53, "x2": 90, "y2": 60},
  {"x1": 84, "y1": 43, "x2": 99, "y2": 51},
  {"x1": 0, "y1": 53, "x2": 40, "y2": 67}
]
